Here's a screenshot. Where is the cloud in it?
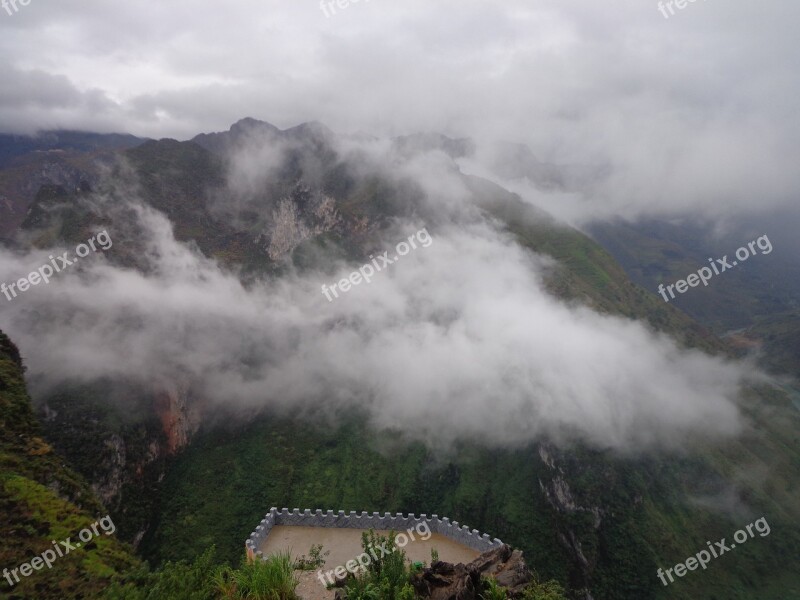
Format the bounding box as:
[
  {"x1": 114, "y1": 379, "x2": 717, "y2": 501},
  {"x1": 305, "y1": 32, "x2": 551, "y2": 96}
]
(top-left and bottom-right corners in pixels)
[
  {"x1": 2, "y1": 1, "x2": 799, "y2": 220},
  {"x1": 0, "y1": 63, "x2": 120, "y2": 133},
  {"x1": 0, "y1": 186, "x2": 748, "y2": 452}
]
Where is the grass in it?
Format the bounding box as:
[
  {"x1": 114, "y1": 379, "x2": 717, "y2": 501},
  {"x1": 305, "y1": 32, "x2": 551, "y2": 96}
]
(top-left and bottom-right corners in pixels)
[
  {"x1": 342, "y1": 529, "x2": 415, "y2": 600},
  {"x1": 105, "y1": 547, "x2": 300, "y2": 600},
  {"x1": 0, "y1": 330, "x2": 141, "y2": 599},
  {"x1": 218, "y1": 551, "x2": 299, "y2": 600}
]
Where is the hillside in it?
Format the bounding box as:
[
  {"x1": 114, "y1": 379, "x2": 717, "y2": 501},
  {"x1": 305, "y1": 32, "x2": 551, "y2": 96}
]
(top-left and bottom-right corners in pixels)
[
  {"x1": 2, "y1": 121, "x2": 799, "y2": 599},
  {"x1": 0, "y1": 330, "x2": 141, "y2": 598}
]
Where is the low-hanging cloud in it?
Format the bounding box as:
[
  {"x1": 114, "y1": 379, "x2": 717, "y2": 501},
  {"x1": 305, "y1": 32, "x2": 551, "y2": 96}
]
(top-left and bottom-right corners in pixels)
[{"x1": 0, "y1": 191, "x2": 748, "y2": 451}]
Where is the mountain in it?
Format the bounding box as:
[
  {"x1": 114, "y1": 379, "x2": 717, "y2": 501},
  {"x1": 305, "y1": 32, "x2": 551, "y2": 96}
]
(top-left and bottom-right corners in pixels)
[
  {"x1": 0, "y1": 131, "x2": 146, "y2": 238},
  {"x1": 1, "y1": 121, "x2": 799, "y2": 599},
  {"x1": 192, "y1": 118, "x2": 335, "y2": 161},
  {"x1": 588, "y1": 216, "x2": 800, "y2": 381},
  {"x1": 0, "y1": 131, "x2": 145, "y2": 170}
]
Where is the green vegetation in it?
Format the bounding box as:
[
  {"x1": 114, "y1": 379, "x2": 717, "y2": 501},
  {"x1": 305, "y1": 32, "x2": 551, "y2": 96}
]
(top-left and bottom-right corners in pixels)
[
  {"x1": 473, "y1": 185, "x2": 722, "y2": 355},
  {"x1": 102, "y1": 538, "x2": 564, "y2": 600},
  {"x1": 0, "y1": 331, "x2": 141, "y2": 599},
  {"x1": 294, "y1": 544, "x2": 329, "y2": 571},
  {"x1": 343, "y1": 530, "x2": 416, "y2": 600},
  {"x1": 520, "y1": 576, "x2": 568, "y2": 600},
  {"x1": 480, "y1": 578, "x2": 508, "y2": 600},
  {"x1": 104, "y1": 547, "x2": 220, "y2": 600},
  {"x1": 105, "y1": 547, "x2": 299, "y2": 600},
  {"x1": 748, "y1": 309, "x2": 800, "y2": 376},
  {"x1": 139, "y1": 411, "x2": 800, "y2": 600},
  {"x1": 218, "y1": 551, "x2": 299, "y2": 600},
  {"x1": 139, "y1": 417, "x2": 570, "y2": 574},
  {"x1": 479, "y1": 576, "x2": 566, "y2": 600},
  {"x1": 7, "y1": 137, "x2": 800, "y2": 599}
]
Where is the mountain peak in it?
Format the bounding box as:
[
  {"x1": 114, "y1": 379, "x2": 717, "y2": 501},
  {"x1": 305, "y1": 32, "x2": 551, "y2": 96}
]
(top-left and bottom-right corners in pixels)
[{"x1": 229, "y1": 117, "x2": 280, "y2": 135}]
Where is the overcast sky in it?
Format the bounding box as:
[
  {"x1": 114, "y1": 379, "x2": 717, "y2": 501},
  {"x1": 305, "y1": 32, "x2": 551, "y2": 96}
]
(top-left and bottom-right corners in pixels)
[{"x1": 1, "y1": 0, "x2": 798, "y2": 220}]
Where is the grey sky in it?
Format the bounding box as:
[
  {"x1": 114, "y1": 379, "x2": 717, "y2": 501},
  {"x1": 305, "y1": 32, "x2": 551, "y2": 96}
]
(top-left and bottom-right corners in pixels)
[{"x1": 1, "y1": 0, "x2": 798, "y2": 220}]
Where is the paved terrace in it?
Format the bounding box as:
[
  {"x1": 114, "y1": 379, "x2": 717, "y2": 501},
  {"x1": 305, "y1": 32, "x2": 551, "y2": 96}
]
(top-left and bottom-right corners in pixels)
[{"x1": 246, "y1": 508, "x2": 503, "y2": 562}]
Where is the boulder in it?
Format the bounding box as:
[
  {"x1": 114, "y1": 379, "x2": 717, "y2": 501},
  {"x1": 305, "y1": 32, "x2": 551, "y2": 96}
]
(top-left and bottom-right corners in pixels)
[{"x1": 412, "y1": 544, "x2": 532, "y2": 600}]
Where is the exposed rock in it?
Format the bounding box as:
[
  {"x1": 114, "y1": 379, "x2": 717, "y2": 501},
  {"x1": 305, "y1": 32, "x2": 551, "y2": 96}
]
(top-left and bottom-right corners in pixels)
[
  {"x1": 91, "y1": 433, "x2": 126, "y2": 504},
  {"x1": 412, "y1": 544, "x2": 532, "y2": 600},
  {"x1": 541, "y1": 474, "x2": 579, "y2": 512},
  {"x1": 265, "y1": 188, "x2": 341, "y2": 260},
  {"x1": 558, "y1": 531, "x2": 590, "y2": 570},
  {"x1": 468, "y1": 545, "x2": 533, "y2": 597},
  {"x1": 536, "y1": 445, "x2": 604, "y2": 595},
  {"x1": 153, "y1": 379, "x2": 201, "y2": 455},
  {"x1": 413, "y1": 560, "x2": 481, "y2": 600},
  {"x1": 538, "y1": 444, "x2": 559, "y2": 472},
  {"x1": 1, "y1": 155, "x2": 102, "y2": 236}
]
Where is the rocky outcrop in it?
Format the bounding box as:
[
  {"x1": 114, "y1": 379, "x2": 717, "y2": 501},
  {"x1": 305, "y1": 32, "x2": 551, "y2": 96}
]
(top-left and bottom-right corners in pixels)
[
  {"x1": 265, "y1": 187, "x2": 341, "y2": 260},
  {"x1": 153, "y1": 380, "x2": 201, "y2": 455},
  {"x1": 411, "y1": 544, "x2": 532, "y2": 600},
  {"x1": 92, "y1": 433, "x2": 127, "y2": 505},
  {"x1": 536, "y1": 443, "x2": 601, "y2": 600},
  {"x1": 468, "y1": 545, "x2": 532, "y2": 596}
]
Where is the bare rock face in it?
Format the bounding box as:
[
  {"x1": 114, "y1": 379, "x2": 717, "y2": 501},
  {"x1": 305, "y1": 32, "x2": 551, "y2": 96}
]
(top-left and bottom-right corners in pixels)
[
  {"x1": 413, "y1": 560, "x2": 480, "y2": 600},
  {"x1": 153, "y1": 379, "x2": 201, "y2": 455},
  {"x1": 265, "y1": 188, "x2": 341, "y2": 260},
  {"x1": 412, "y1": 544, "x2": 532, "y2": 600},
  {"x1": 468, "y1": 545, "x2": 532, "y2": 597}
]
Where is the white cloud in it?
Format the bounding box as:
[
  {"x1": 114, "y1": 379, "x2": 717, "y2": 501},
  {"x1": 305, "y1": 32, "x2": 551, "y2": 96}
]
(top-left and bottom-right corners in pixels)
[
  {"x1": 0, "y1": 195, "x2": 747, "y2": 452},
  {"x1": 2, "y1": 1, "x2": 798, "y2": 220}
]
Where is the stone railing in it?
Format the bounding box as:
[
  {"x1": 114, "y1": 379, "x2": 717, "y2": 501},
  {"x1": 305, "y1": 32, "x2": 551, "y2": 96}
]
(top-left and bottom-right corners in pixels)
[{"x1": 246, "y1": 508, "x2": 503, "y2": 561}]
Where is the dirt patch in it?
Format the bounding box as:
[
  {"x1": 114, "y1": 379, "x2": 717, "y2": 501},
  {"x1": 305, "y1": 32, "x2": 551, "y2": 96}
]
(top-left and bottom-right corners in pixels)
[{"x1": 295, "y1": 570, "x2": 335, "y2": 600}]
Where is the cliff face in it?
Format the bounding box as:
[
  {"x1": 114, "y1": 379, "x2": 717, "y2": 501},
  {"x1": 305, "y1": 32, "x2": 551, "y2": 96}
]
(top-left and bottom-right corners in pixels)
[
  {"x1": 0, "y1": 129, "x2": 144, "y2": 237},
  {"x1": 154, "y1": 380, "x2": 201, "y2": 456},
  {"x1": 36, "y1": 378, "x2": 202, "y2": 547},
  {"x1": 0, "y1": 154, "x2": 94, "y2": 236},
  {"x1": 537, "y1": 444, "x2": 601, "y2": 600},
  {"x1": 0, "y1": 330, "x2": 140, "y2": 598}
]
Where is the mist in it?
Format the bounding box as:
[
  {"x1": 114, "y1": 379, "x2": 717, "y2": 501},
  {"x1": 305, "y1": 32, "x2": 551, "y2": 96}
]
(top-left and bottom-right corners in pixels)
[
  {"x1": 2, "y1": 0, "x2": 799, "y2": 224},
  {"x1": 0, "y1": 149, "x2": 752, "y2": 451}
]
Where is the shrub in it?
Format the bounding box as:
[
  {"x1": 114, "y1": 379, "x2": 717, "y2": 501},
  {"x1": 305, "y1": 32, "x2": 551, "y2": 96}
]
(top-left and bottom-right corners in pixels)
[
  {"x1": 225, "y1": 551, "x2": 299, "y2": 600},
  {"x1": 480, "y1": 578, "x2": 507, "y2": 600},
  {"x1": 520, "y1": 577, "x2": 568, "y2": 600},
  {"x1": 344, "y1": 529, "x2": 414, "y2": 600},
  {"x1": 295, "y1": 544, "x2": 329, "y2": 570},
  {"x1": 104, "y1": 548, "x2": 300, "y2": 600}
]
